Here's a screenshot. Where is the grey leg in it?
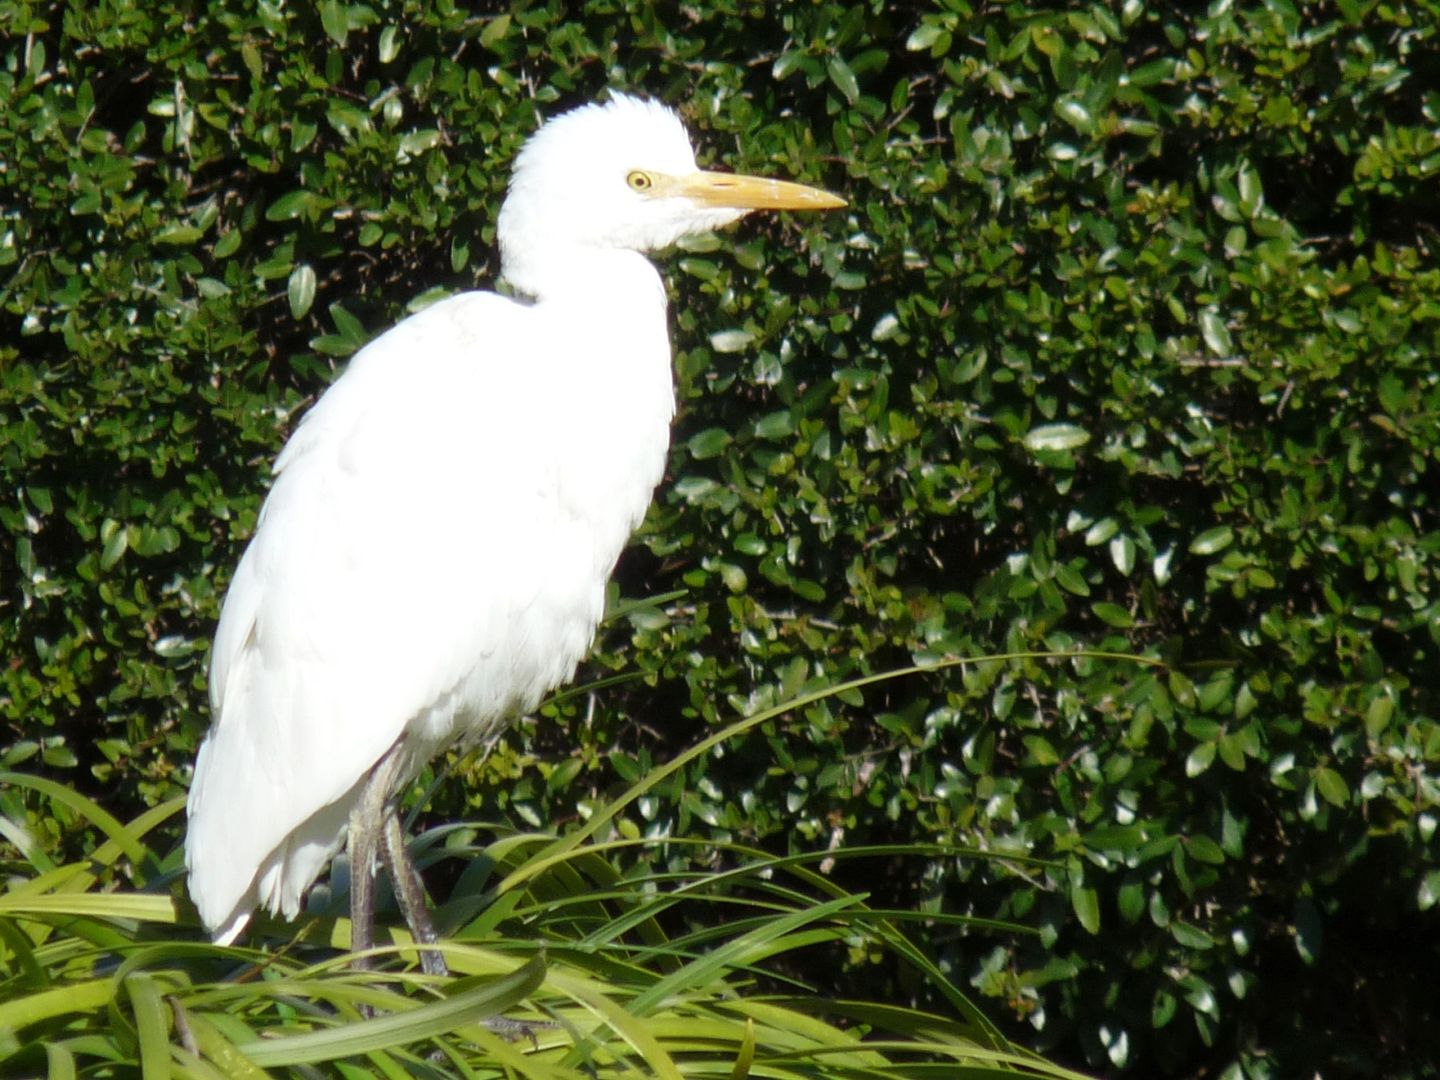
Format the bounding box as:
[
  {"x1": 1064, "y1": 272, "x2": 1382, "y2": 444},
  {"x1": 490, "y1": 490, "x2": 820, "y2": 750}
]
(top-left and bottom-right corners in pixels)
[
  {"x1": 381, "y1": 808, "x2": 448, "y2": 976},
  {"x1": 347, "y1": 779, "x2": 382, "y2": 967},
  {"x1": 347, "y1": 743, "x2": 407, "y2": 969},
  {"x1": 350, "y1": 751, "x2": 541, "y2": 1036}
]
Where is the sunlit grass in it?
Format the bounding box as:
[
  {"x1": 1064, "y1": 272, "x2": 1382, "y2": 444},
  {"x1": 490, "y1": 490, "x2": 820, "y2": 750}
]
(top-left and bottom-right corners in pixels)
[{"x1": 1, "y1": 665, "x2": 1106, "y2": 1078}]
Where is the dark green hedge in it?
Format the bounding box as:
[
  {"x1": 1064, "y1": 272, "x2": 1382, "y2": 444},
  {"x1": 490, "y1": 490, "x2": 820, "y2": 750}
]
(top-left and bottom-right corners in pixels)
[{"x1": 3, "y1": 2, "x2": 1438, "y2": 1076}]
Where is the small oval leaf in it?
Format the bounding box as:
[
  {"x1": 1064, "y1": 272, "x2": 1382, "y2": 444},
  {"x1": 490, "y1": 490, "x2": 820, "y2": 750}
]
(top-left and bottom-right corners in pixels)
[
  {"x1": 1189, "y1": 526, "x2": 1234, "y2": 556},
  {"x1": 287, "y1": 264, "x2": 317, "y2": 319},
  {"x1": 1071, "y1": 883, "x2": 1101, "y2": 934},
  {"x1": 1199, "y1": 309, "x2": 1233, "y2": 356},
  {"x1": 1023, "y1": 422, "x2": 1091, "y2": 452},
  {"x1": 709, "y1": 329, "x2": 755, "y2": 354},
  {"x1": 1091, "y1": 601, "x2": 1135, "y2": 628}
]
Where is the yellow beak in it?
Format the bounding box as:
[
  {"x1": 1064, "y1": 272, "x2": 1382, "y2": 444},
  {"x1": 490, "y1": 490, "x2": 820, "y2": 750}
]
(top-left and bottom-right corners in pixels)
[{"x1": 670, "y1": 170, "x2": 846, "y2": 211}]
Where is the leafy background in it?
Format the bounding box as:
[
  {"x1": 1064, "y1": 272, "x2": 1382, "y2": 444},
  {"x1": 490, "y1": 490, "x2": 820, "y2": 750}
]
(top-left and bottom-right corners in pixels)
[{"x1": 3, "y1": 1, "x2": 1438, "y2": 1076}]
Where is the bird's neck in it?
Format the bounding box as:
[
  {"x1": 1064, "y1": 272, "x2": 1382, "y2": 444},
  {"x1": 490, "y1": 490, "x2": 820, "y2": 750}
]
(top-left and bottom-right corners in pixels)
[
  {"x1": 501, "y1": 245, "x2": 666, "y2": 312},
  {"x1": 503, "y1": 245, "x2": 676, "y2": 441}
]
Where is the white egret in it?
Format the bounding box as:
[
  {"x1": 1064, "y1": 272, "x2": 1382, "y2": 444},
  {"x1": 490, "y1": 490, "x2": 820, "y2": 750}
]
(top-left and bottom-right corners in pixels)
[{"x1": 184, "y1": 93, "x2": 844, "y2": 970}]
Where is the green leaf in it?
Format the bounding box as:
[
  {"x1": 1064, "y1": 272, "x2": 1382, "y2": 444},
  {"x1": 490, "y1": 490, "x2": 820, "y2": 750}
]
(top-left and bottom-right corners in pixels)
[
  {"x1": 754, "y1": 411, "x2": 794, "y2": 440},
  {"x1": 1294, "y1": 899, "x2": 1323, "y2": 965},
  {"x1": 478, "y1": 13, "x2": 511, "y2": 50},
  {"x1": 687, "y1": 428, "x2": 733, "y2": 459},
  {"x1": 1199, "y1": 309, "x2": 1233, "y2": 356},
  {"x1": 1237, "y1": 163, "x2": 1263, "y2": 217},
  {"x1": 1217, "y1": 732, "x2": 1248, "y2": 771},
  {"x1": 733, "y1": 533, "x2": 766, "y2": 556},
  {"x1": 1070, "y1": 883, "x2": 1101, "y2": 934},
  {"x1": 1189, "y1": 526, "x2": 1233, "y2": 556},
  {"x1": 1170, "y1": 922, "x2": 1214, "y2": 949},
  {"x1": 1364, "y1": 691, "x2": 1394, "y2": 738},
  {"x1": 329, "y1": 303, "x2": 368, "y2": 347},
  {"x1": 1023, "y1": 422, "x2": 1091, "y2": 452},
  {"x1": 398, "y1": 129, "x2": 441, "y2": 157},
  {"x1": 1091, "y1": 601, "x2": 1134, "y2": 628},
  {"x1": 1055, "y1": 562, "x2": 1091, "y2": 596},
  {"x1": 154, "y1": 224, "x2": 203, "y2": 246},
  {"x1": 826, "y1": 56, "x2": 860, "y2": 105},
  {"x1": 1086, "y1": 825, "x2": 1144, "y2": 853},
  {"x1": 213, "y1": 229, "x2": 242, "y2": 258},
  {"x1": 1185, "y1": 835, "x2": 1225, "y2": 865},
  {"x1": 1152, "y1": 990, "x2": 1178, "y2": 1029},
  {"x1": 1185, "y1": 741, "x2": 1215, "y2": 777},
  {"x1": 287, "y1": 264, "x2": 317, "y2": 319},
  {"x1": 1109, "y1": 534, "x2": 1136, "y2": 575},
  {"x1": 1314, "y1": 767, "x2": 1349, "y2": 808},
  {"x1": 265, "y1": 189, "x2": 328, "y2": 222},
  {"x1": 1054, "y1": 98, "x2": 1093, "y2": 133},
  {"x1": 1117, "y1": 880, "x2": 1146, "y2": 923},
  {"x1": 906, "y1": 23, "x2": 951, "y2": 53},
  {"x1": 1084, "y1": 517, "x2": 1118, "y2": 545},
  {"x1": 100, "y1": 524, "x2": 128, "y2": 571},
  {"x1": 1023, "y1": 734, "x2": 1060, "y2": 766},
  {"x1": 378, "y1": 25, "x2": 401, "y2": 63},
  {"x1": 1419, "y1": 871, "x2": 1440, "y2": 912},
  {"x1": 319, "y1": 0, "x2": 349, "y2": 46},
  {"x1": 710, "y1": 329, "x2": 755, "y2": 353}
]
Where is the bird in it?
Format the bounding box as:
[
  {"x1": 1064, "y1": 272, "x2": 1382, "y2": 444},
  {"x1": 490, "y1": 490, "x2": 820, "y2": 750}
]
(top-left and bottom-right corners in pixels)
[{"x1": 184, "y1": 92, "x2": 844, "y2": 972}]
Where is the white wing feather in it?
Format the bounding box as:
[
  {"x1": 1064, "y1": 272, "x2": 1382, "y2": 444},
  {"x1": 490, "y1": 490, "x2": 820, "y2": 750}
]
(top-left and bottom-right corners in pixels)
[{"x1": 186, "y1": 275, "x2": 673, "y2": 940}]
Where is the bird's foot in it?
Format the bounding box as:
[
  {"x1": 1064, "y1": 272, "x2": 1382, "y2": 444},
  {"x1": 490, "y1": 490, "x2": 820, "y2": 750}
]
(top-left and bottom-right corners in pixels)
[{"x1": 482, "y1": 1015, "x2": 560, "y2": 1049}]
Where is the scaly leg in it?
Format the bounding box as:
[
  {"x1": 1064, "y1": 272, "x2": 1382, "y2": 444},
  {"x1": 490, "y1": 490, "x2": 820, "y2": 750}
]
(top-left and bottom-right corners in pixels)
[
  {"x1": 350, "y1": 749, "x2": 542, "y2": 1038},
  {"x1": 347, "y1": 743, "x2": 407, "y2": 968},
  {"x1": 382, "y1": 807, "x2": 448, "y2": 975}
]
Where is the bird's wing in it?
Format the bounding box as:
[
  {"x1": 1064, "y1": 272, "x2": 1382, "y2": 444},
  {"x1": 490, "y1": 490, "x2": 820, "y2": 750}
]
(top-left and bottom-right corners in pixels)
[{"x1": 187, "y1": 289, "x2": 659, "y2": 939}]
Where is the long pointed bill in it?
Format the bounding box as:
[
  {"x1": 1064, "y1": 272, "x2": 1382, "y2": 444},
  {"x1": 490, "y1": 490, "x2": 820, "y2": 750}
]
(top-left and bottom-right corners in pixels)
[{"x1": 671, "y1": 170, "x2": 846, "y2": 211}]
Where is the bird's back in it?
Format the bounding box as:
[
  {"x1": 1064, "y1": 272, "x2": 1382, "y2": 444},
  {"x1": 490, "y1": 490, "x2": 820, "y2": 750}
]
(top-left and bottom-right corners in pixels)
[{"x1": 186, "y1": 277, "x2": 674, "y2": 941}]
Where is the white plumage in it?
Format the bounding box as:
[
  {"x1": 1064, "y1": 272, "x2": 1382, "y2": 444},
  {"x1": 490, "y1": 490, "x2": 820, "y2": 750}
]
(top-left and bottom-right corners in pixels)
[{"x1": 185, "y1": 93, "x2": 843, "y2": 953}]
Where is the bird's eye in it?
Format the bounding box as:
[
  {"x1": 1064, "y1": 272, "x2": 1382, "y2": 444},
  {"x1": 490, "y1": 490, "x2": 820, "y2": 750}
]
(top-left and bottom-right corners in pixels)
[{"x1": 626, "y1": 170, "x2": 654, "y2": 192}]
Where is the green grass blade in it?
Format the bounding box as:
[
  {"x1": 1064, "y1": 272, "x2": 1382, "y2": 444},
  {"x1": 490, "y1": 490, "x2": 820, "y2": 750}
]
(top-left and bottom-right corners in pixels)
[
  {"x1": 556, "y1": 978, "x2": 685, "y2": 1080},
  {"x1": 237, "y1": 951, "x2": 545, "y2": 1065},
  {"x1": 173, "y1": 1012, "x2": 271, "y2": 1080},
  {"x1": 730, "y1": 1017, "x2": 755, "y2": 1080},
  {"x1": 500, "y1": 651, "x2": 1156, "y2": 896},
  {"x1": 44, "y1": 1042, "x2": 77, "y2": 1080},
  {"x1": 0, "y1": 892, "x2": 181, "y2": 923},
  {"x1": 0, "y1": 772, "x2": 147, "y2": 867},
  {"x1": 0, "y1": 977, "x2": 114, "y2": 1032},
  {"x1": 630, "y1": 894, "x2": 861, "y2": 1015},
  {"x1": 125, "y1": 972, "x2": 172, "y2": 1080}
]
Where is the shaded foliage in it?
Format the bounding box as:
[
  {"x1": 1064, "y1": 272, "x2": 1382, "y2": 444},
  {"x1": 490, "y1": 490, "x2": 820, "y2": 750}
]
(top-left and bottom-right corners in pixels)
[{"x1": 2, "y1": 1, "x2": 1438, "y2": 1077}]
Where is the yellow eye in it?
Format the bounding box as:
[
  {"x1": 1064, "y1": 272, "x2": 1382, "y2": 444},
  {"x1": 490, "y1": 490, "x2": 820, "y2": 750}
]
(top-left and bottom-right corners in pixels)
[{"x1": 626, "y1": 170, "x2": 654, "y2": 192}]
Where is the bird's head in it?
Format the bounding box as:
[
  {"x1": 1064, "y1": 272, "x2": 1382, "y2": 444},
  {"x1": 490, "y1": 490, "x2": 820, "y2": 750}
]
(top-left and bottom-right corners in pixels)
[{"x1": 497, "y1": 93, "x2": 844, "y2": 299}]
